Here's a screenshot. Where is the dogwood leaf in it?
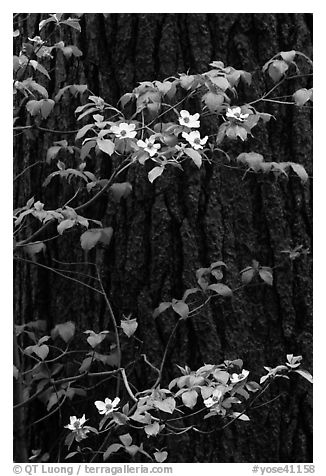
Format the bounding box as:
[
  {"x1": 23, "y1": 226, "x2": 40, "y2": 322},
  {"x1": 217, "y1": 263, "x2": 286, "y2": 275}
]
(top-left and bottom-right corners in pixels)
[
  {"x1": 51, "y1": 321, "x2": 75, "y2": 343},
  {"x1": 172, "y1": 300, "x2": 189, "y2": 319},
  {"x1": 184, "y1": 148, "x2": 202, "y2": 168},
  {"x1": 148, "y1": 166, "x2": 164, "y2": 183},
  {"x1": 121, "y1": 318, "x2": 138, "y2": 338},
  {"x1": 259, "y1": 268, "x2": 273, "y2": 286},
  {"x1": 80, "y1": 229, "x2": 102, "y2": 251},
  {"x1": 207, "y1": 283, "x2": 233, "y2": 297},
  {"x1": 154, "y1": 451, "x2": 168, "y2": 463},
  {"x1": 181, "y1": 389, "x2": 198, "y2": 409}
]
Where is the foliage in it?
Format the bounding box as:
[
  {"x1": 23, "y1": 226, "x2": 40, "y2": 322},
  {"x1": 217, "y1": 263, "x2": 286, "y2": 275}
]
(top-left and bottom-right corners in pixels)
[{"x1": 13, "y1": 13, "x2": 313, "y2": 463}]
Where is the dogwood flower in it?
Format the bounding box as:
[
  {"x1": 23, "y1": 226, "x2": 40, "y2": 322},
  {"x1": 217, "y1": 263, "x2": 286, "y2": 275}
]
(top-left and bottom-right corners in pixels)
[
  {"x1": 28, "y1": 36, "x2": 44, "y2": 45},
  {"x1": 178, "y1": 110, "x2": 200, "y2": 128},
  {"x1": 182, "y1": 131, "x2": 208, "y2": 150},
  {"x1": 204, "y1": 389, "x2": 226, "y2": 416},
  {"x1": 226, "y1": 107, "x2": 249, "y2": 122},
  {"x1": 110, "y1": 122, "x2": 137, "y2": 139},
  {"x1": 64, "y1": 415, "x2": 90, "y2": 442},
  {"x1": 65, "y1": 414, "x2": 87, "y2": 431},
  {"x1": 94, "y1": 397, "x2": 120, "y2": 415},
  {"x1": 230, "y1": 369, "x2": 249, "y2": 384},
  {"x1": 137, "y1": 136, "x2": 161, "y2": 157}
]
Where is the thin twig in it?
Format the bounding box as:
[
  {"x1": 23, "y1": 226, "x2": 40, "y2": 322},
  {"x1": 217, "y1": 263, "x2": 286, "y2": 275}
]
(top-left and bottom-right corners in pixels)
[
  {"x1": 14, "y1": 256, "x2": 103, "y2": 295},
  {"x1": 96, "y1": 266, "x2": 122, "y2": 396}
]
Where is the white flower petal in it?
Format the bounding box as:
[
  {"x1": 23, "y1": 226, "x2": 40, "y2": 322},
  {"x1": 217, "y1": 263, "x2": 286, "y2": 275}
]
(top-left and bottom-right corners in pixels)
[
  {"x1": 79, "y1": 414, "x2": 87, "y2": 426},
  {"x1": 94, "y1": 401, "x2": 106, "y2": 411},
  {"x1": 112, "y1": 397, "x2": 120, "y2": 407}
]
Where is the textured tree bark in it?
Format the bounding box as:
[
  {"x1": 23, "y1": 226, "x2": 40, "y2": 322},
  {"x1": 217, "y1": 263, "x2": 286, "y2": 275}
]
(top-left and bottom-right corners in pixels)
[{"x1": 13, "y1": 13, "x2": 312, "y2": 462}]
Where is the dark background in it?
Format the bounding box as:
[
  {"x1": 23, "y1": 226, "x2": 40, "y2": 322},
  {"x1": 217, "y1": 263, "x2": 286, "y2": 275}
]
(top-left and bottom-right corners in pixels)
[{"x1": 13, "y1": 13, "x2": 312, "y2": 462}]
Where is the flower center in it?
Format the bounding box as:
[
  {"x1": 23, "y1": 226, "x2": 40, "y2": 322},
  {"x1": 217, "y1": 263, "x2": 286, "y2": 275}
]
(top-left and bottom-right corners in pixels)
[
  {"x1": 73, "y1": 421, "x2": 80, "y2": 429},
  {"x1": 194, "y1": 138, "x2": 200, "y2": 144},
  {"x1": 105, "y1": 403, "x2": 113, "y2": 411},
  {"x1": 120, "y1": 130, "x2": 127, "y2": 136},
  {"x1": 184, "y1": 117, "x2": 189, "y2": 123}
]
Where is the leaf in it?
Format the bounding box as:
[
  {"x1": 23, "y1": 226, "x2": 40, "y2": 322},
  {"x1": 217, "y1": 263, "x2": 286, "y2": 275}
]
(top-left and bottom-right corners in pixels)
[
  {"x1": 241, "y1": 268, "x2": 256, "y2": 284},
  {"x1": 210, "y1": 260, "x2": 227, "y2": 269},
  {"x1": 259, "y1": 268, "x2": 273, "y2": 286},
  {"x1": 47, "y1": 393, "x2": 60, "y2": 411},
  {"x1": 46, "y1": 146, "x2": 62, "y2": 163},
  {"x1": 148, "y1": 166, "x2": 164, "y2": 183},
  {"x1": 79, "y1": 356, "x2": 92, "y2": 373},
  {"x1": 13, "y1": 365, "x2": 19, "y2": 379},
  {"x1": 231, "y1": 412, "x2": 250, "y2": 421},
  {"x1": 97, "y1": 138, "x2": 115, "y2": 156},
  {"x1": 184, "y1": 148, "x2": 202, "y2": 168},
  {"x1": 100, "y1": 227, "x2": 114, "y2": 246},
  {"x1": 119, "y1": 93, "x2": 135, "y2": 108},
  {"x1": 280, "y1": 50, "x2": 296, "y2": 63},
  {"x1": 182, "y1": 287, "x2": 200, "y2": 301},
  {"x1": 76, "y1": 124, "x2": 94, "y2": 141},
  {"x1": 80, "y1": 140, "x2": 96, "y2": 160},
  {"x1": 154, "y1": 397, "x2": 176, "y2": 414},
  {"x1": 86, "y1": 333, "x2": 107, "y2": 348},
  {"x1": 202, "y1": 92, "x2": 224, "y2": 112},
  {"x1": 153, "y1": 302, "x2": 171, "y2": 318},
  {"x1": 39, "y1": 16, "x2": 57, "y2": 31},
  {"x1": 235, "y1": 387, "x2": 250, "y2": 400},
  {"x1": 245, "y1": 381, "x2": 261, "y2": 392},
  {"x1": 57, "y1": 217, "x2": 78, "y2": 234},
  {"x1": 293, "y1": 88, "x2": 311, "y2": 106},
  {"x1": 80, "y1": 229, "x2": 102, "y2": 251},
  {"x1": 289, "y1": 163, "x2": 309, "y2": 183},
  {"x1": 103, "y1": 443, "x2": 123, "y2": 461},
  {"x1": 51, "y1": 321, "x2": 75, "y2": 343},
  {"x1": 179, "y1": 74, "x2": 195, "y2": 90},
  {"x1": 26, "y1": 100, "x2": 42, "y2": 116},
  {"x1": 23, "y1": 242, "x2": 46, "y2": 256},
  {"x1": 36, "y1": 62, "x2": 51, "y2": 79},
  {"x1": 121, "y1": 318, "x2": 138, "y2": 338},
  {"x1": 181, "y1": 389, "x2": 198, "y2": 409},
  {"x1": 210, "y1": 75, "x2": 230, "y2": 91},
  {"x1": 125, "y1": 445, "x2": 140, "y2": 457},
  {"x1": 268, "y1": 60, "x2": 289, "y2": 82},
  {"x1": 154, "y1": 451, "x2": 168, "y2": 463},
  {"x1": 130, "y1": 411, "x2": 151, "y2": 424},
  {"x1": 144, "y1": 421, "x2": 160, "y2": 436},
  {"x1": 119, "y1": 433, "x2": 133, "y2": 447},
  {"x1": 23, "y1": 79, "x2": 49, "y2": 98},
  {"x1": 213, "y1": 370, "x2": 230, "y2": 385},
  {"x1": 34, "y1": 344, "x2": 49, "y2": 360},
  {"x1": 237, "y1": 152, "x2": 264, "y2": 171},
  {"x1": 60, "y1": 18, "x2": 82, "y2": 32},
  {"x1": 201, "y1": 386, "x2": 213, "y2": 400},
  {"x1": 222, "y1": 397, "x2": 241, "y2": 408},
  {"x1": 62, "y1": 45, "x2": 83, "y2": 58},
  {"x1": 207, "y1": 283, "x2": 233, "y2": 297},
  {"x1": 110, "y1": 182, "x2": 133, "y2": 202},
  {"x1": 240, "y1": 70, "x2": 252, "y2": 86},
  {"x1": 293, "y1": 369, "x2": 313, "y2": 384},
  {"x1": 40, "y1": 99, "x2": 55, "y2": 119},
  {"x1": 77, "y1": 107, "x2": 99, "y2": 121},
  {"x1": 226, "y1": 124, "x2": 248, "y2": 141},
  {"x1": 65, "y1": 452, "x2": 78, "y2": 460},
  {"x1": 112, "y1": 412, "x2": 129, "y2": 425},
  {"x1": 171, "y1": 300, "x2": 189, "y2": 319}
]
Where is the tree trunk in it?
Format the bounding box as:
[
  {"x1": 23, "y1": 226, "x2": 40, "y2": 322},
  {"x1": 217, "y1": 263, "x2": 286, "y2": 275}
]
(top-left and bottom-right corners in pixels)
[{"x1": 13, "y1": 13, "x2": 312, "y2": 463}]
